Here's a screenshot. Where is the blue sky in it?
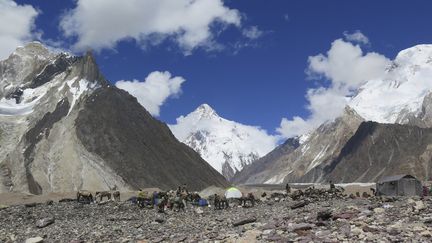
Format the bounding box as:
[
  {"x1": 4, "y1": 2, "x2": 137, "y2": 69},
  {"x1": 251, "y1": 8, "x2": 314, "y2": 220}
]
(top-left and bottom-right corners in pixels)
[{"x1": 8, "y1": 0, "x2": 432, "y2": 136}]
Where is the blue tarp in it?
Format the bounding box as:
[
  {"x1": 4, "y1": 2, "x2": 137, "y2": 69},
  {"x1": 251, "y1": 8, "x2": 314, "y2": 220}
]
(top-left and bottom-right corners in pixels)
[{"x1": 198, "y1": 199, "x2": 208, "y2": 206}]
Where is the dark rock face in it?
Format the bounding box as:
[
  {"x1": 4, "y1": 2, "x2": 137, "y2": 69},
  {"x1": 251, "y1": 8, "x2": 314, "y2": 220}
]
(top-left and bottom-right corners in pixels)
[
  {"x1": 28, "y1": 51, "x2": 105, "y2": 89},
  {"x1": 73, "y1": 51, "x2": 107, "y2": 84},
  {"x1": 222, "y1": 161, "x2": 236, "y2": 182},
  {"x1": 6, "y1": 88, "x2": 24, "y2": 104},
  {"x1": 29, "y1": 54, "x2": 78, "y2": 88},
  {"x1": 24, "y1": 99, "x2": 70, "y2": 194},
  {"x1": 322, "y1": 121, "x2": 432, "y2": 182},
  {"x1": 75, "y1": 87, "x2": 229, "y2": 191},
  {"x1": 232, "y1": 137, "x2": 299, "y2": 184}
]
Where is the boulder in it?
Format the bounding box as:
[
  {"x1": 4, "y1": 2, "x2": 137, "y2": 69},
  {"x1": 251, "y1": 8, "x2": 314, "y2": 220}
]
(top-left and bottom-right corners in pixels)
[
  {"x1": 233, "y1": 217, "x2": 257, "y2": 227},
  {"x1": 373, "y1": 208, "x2": 385, "y2": 214},
  {"x1": 290, "y1": 201, "x2": 308, "y2": 209},
  {"x1": 317, "y1": 210, "x2": 332, "y2": 221},
  {"x1": 332, "y1": 212, "x2": 356, "y2": 220},
  {"x1": 414, "y1": 201, "x2": 426, "y2": 211},
  {"x1": 25, "y1": 203, "x2": 39, "y2": 208},
  {"x1": 195, "y1": 208, "x2": 204, "y2": 214},
  {"x1": 155, "y1": 218, "x2": 165, "y2": 224},
  {"x1": 289, "y1": 223, "x2": 314, "y2": 232},
  {"x1": 25, "y1": 237, "x2": 44, "y2": 243},
  {"x1": 420, "y1": 230, "x2": 432, "y2": 237},
  {"x1": 36, "y1": 217, "x2": 55, "y2": 228}
]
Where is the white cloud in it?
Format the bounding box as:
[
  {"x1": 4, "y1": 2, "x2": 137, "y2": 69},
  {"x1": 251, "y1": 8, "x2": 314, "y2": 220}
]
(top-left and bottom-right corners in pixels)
[
  {"x1": 277, "y1": 37, "x2": 391, "y2": 138},
  {"x1": 242, "y1": 26, "x2": 263, "y2": 40},
  {"x1": 0, "y1": 0, "x2": 39, "y2": 60},
  {"x1": 60, "y1": 0, "x2": 242, "y2": 54},
  {"x1": 343, "y1": 30, "x2": 369, "y2": 45},
  {"x1": 307, "y1": 39, "x2": 389, "y2": 89},
  {"x1": 116, "y1": 71, "x2": 185, "y2": 116}
]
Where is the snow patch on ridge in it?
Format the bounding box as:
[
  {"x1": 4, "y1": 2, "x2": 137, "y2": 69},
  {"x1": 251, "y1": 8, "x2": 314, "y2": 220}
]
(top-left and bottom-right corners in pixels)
[
  {"x1": 67, "y1": 79, "x2": 100, "y2": 115},
  {"x1": 307, "y1": 144, "x2": 330, "y2": 172},
  {"x1": 264, "y1": 172, "x2": 291, "y2": 184},
  {"x1": 0, "y1": 78, "x2": 56, "y2": 116},
  {"x1": 0, "y1": 97, "x2": 38, "y2": 116}
]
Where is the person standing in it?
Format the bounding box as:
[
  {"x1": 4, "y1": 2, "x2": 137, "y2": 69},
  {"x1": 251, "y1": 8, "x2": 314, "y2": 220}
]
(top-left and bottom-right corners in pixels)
[
  {"x1": 285, "y1": 183, "x2": 291, "y2": 193},
  {"x1": 329, "y1": 181, "x2": 335, "y2": 191}
]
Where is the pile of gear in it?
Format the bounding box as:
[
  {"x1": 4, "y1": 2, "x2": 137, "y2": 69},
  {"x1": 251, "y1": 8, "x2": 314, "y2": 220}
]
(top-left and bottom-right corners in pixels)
[{"x1": 295, "y1": 186, "x2": 346, "y2": 202}]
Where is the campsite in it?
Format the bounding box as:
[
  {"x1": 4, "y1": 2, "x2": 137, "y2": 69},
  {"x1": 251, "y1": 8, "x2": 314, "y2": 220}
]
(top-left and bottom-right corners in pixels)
[{"x1": 2, "y1": 181, "x2": 432, "y2": 242}]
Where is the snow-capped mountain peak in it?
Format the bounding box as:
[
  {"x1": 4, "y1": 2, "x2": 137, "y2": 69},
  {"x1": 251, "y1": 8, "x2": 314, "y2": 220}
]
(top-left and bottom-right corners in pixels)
[
  {"x1": 233, "y1": 44, "x2": 432, "y2": 186},
  {"x1": 169, "y1": 104, "x2": 278, "y2": 180},
  {"x1": 349, "y1": 44, "x2": 432, "y2": 124},
  {"x1": 194, "y1": 103, "x2": 219, "y2": 119}
]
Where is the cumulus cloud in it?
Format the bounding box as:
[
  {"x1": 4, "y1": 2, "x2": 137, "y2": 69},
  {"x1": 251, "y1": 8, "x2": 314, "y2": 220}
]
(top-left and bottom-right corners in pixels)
[
  {"x1": 343, "y1": 30, "x2": 369, "y2": 45},
  {"x1": 116, "y1": 71, "x2": 185, "y2": 116},
  {"x1": 277, "y1": 37, "x2": 391, "y2": 138},
  {"x1": 0, "y1": 0, "x2": 39, "y2": 59},
  {"x1": 60, "y1": 0, "x2": 242, "y2": 54},
  {"x1": 242, "y1": 26, "x2": 263, "y2": 40},
  {"x1": 307, "y1": 39, "x2": 389, "y2": 89}
]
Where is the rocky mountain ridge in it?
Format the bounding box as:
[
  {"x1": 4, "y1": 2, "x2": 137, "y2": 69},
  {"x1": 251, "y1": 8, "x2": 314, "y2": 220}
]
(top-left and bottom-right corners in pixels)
[
  {"x1": 234, "y1": 44, "x2": 432, "y2": 184},
  {"x1": 0, "y1": 42, "x2": 228, "y2": 194}
]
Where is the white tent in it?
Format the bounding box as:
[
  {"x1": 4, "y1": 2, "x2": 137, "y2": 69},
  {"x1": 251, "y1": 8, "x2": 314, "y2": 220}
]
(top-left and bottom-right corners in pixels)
[{"x1": 225, "y1": 187, "x2": 242, "y2": 199}]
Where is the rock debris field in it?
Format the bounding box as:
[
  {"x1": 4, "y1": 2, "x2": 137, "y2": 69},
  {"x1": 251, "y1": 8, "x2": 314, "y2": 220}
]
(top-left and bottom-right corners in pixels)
[{"x1": 1, "y1": 191, "x2": 432, "y2": 242}]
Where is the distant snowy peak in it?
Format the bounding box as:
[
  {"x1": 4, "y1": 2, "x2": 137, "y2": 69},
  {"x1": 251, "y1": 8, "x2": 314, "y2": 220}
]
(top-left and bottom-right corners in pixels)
[
  {"x1": 394, "y1": 44, "x2": 432, "y2": 67},
  {"x1": 169, "y1": 104, "x2": 278, "y2": 180},
  {"x1": 194, "y1": 103, "x2": 219, "y2": 119},
  {"x1": 349, "y1": 44, "x2": 432, "y2": 124}
]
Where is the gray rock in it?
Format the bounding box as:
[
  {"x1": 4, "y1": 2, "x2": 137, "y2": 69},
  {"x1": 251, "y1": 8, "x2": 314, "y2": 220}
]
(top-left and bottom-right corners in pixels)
[
  {"x1": 195, "y1": 208, "x2": 204, "y2": 214},
  {"x1": 290, "y1": 201, "x2": 308, "y2": 209},
  {"x1": 25, "y1": 203, "x2": 39, "y2": 208},
  {"x1": 233, "y1": 217, "x2": 257, "y2": 227},
  {"x1": 25, "y1": 236, "x2": 44, "y2": 243},
  {"x1": 317, "y1": 210, "x2": 332, "y2": 221},
  {"x1": 35, "y1": 217, "x2": 54, "y2": 228},
  {"x1": 290, "y1": 223, "x2": 314, "y2": 232},
  {"x1": 155, "y1": 218, "x2": 165, "y2": 224}
]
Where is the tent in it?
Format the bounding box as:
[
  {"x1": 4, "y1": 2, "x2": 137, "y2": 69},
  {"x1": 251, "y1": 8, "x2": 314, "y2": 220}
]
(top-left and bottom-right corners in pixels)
[
  {"x1": 376, "y1": 174, "x2": 422, "y2": 196},
  {"x1": 225, "y1": 187, "x2": 243, "y2": 199}
]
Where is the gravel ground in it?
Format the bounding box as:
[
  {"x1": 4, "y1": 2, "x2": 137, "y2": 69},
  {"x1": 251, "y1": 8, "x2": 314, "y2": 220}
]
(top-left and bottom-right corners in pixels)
[{"x1": 1, "y1": 192, "x2": 432, "y2": 242}]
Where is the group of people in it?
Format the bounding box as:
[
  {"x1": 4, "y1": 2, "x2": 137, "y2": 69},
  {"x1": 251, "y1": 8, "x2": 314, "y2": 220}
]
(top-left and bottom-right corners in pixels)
[{"x1": 134, "y1": 184, "x2": 257, "y2": 213}]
